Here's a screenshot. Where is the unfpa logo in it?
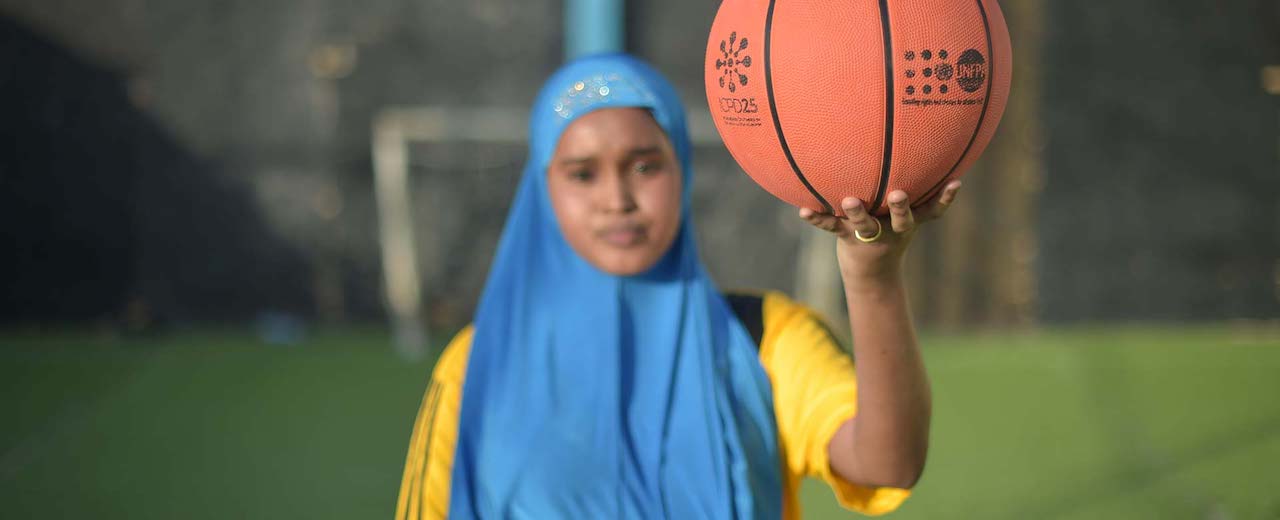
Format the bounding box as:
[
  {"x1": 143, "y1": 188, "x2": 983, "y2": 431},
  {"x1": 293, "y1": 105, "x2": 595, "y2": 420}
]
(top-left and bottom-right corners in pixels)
[
  {"x1": 901, "y1": 48, "x2": 986, "y2": 97},
  {"x1": 714, "y1": 31, "x2": 752, "y2": 92},
  {"x1": 954, "y1": 49, "x2": 986, "y2": 93}
]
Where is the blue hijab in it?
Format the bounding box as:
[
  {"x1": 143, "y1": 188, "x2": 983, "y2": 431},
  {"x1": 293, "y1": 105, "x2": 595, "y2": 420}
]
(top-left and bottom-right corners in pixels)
[{"x1": 450, "y1": 53, "x2": 782, "y2": 519}]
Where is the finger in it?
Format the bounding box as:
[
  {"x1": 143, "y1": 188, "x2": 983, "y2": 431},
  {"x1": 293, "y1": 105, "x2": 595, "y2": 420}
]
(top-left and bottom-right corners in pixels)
[
  {"x1": 886, "y1": 190, "x2": 915, "y2": 234},
  {"x1": 840, "y1": 197, "x2": 880, "y2": 240},
  {"x1": 799, "y1": 207, "x2": 845, "y2": 234},
  {"x1": 921, "y1": 180, "x2": 962, "y2": 221}
]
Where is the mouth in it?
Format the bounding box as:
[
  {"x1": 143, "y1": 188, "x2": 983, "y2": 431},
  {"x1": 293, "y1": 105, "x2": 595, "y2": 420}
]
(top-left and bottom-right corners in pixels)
[{"x1": 595, "y1": 222, "x2": 649, "y2": 248}]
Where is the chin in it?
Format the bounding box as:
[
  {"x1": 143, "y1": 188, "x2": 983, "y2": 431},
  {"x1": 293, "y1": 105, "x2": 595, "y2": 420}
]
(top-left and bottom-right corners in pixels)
[
  {"x1": 594, "y1": 251, "x2": 660, "y2": 277},
  {"x1": 598, "y1": 260, "x2": 648, "y2": 277}
]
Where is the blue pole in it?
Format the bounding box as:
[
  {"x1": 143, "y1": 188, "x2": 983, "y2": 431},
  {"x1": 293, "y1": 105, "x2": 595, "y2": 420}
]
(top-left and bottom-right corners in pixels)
[{"x1": 565, "y1": 0, "x2": 624, "y2": 60}]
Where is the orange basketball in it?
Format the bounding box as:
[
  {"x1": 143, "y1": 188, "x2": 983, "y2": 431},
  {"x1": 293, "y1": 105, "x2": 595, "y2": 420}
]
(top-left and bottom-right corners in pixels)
[{"x1": 705, "y1": 0, "x2": 1012, "y2": 216}]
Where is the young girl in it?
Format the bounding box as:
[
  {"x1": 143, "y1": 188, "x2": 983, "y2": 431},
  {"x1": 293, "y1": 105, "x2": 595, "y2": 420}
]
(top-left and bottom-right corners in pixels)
[{"x1": 396, "y1": 53, "x2": 960, "y2": 519}]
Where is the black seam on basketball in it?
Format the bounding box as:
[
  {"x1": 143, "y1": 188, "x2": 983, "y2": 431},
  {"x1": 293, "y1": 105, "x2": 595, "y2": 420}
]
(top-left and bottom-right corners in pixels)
[
  {"x1": 921, "y1": 0, "x2": 995, "y2": 202},
  {"x1": 764, "y1": 0, "x2": 835, "y2": 215},
  {"x1": 871, "y1": 0, "x2": 895, "y2": 213}
]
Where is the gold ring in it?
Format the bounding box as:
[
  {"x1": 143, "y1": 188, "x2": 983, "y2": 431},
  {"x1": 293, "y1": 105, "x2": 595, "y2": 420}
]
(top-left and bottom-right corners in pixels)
[{"x1": 854, "y1": 219, "x2": 883, "y2": 243}]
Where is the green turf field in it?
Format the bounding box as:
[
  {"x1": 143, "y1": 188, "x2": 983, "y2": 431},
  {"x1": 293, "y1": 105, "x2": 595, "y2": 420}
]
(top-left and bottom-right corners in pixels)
[{"x1": 2, "y1": 326, "x2": 1278, "y2": 519}]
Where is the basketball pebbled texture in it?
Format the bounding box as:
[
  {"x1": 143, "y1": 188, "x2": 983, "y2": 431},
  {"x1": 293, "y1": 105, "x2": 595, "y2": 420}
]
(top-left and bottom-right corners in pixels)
[{"x1": 705, "y1": 0, "x2": 1012, "y2": 216}]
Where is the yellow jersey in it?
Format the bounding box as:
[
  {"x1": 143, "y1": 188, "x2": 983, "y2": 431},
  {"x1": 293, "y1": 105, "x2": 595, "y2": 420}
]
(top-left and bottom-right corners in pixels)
[{"x1": 396, "y1": 291, "x2": 911, "y2": 519}]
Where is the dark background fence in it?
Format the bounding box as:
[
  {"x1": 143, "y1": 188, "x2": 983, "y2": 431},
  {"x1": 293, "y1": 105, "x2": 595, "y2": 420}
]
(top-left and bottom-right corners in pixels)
[{"x1": 1, "y1": 0, "x2": 1276, "y2": 330}]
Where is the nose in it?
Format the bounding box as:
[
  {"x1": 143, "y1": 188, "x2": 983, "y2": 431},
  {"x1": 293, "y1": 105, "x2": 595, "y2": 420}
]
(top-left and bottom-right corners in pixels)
[{"x1": 599, "y1": 168, "x2": 638, "y2": 214}]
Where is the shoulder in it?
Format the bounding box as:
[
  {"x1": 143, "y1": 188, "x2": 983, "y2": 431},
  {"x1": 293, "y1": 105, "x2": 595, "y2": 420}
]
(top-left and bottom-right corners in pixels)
[
  {"x1": 760, "y1": 291, "x2": 841, "y2": 351},
  {"x1": 723, "y1": 290, "x2": 837, "y2": 349},
  {"x1": 727, "y1": 288, "x2": 834, "y2": 338},
  {"x1": 432, "y1": 325, "x2": 474, "y2": 385}
]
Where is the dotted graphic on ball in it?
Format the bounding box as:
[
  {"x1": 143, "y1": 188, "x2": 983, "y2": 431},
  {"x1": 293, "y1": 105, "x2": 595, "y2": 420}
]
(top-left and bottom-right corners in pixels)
[
  {"x1": 901, "y1": 47, "x2": 985, "y2": 96},
  {"x1": 714, "y1": 31, "x2": 752, "y2": 93},
  {"x1": 935, "y1": 63, "x2": 954, "y2": 81}
]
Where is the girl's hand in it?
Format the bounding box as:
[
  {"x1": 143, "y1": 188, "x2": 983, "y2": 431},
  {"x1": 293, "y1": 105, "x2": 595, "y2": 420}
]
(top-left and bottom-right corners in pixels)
[{"x1": 799, "y1": 180, "x2": 963, "y2": 282}]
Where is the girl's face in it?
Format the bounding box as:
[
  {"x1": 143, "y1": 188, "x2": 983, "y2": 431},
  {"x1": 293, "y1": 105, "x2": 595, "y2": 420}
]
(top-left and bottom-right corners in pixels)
[{"x1": 547, "y1": 107, "x2": 683, "y2": 276}]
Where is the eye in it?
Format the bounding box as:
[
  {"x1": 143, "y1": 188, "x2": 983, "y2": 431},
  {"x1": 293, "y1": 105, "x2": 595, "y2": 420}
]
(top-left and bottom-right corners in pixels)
[
  {"x1": 568, "y1": 169, "x2": 594, "y2": 183},
  {"x1": 633, "y1": 161, "x2": 661, "y2": 175}
]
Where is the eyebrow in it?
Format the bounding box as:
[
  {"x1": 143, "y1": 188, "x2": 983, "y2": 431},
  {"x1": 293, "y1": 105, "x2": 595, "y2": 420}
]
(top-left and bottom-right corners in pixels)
[
  {"x1": 557, "y1": 146, "x2": 664, "y2": 165},
  {"x1": 624, "y1": 146, "x2": 663, "y2": 158}
]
